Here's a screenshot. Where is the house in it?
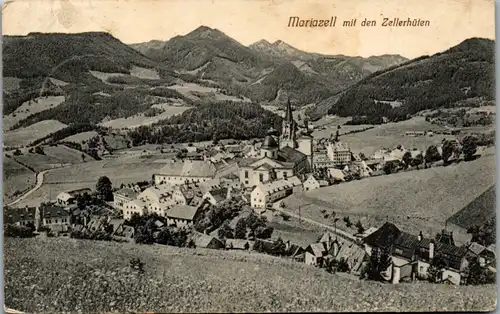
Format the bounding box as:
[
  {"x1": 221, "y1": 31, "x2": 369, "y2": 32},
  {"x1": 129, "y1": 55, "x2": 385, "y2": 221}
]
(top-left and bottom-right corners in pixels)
[
  {"x1": 123, "y1": 199, "x2": 147, "y2": 220},
  {"x1": 318, "y1": 232, "x2": 367, "y2": 273},
  {"x1": 305, "y1": 242, "x2": 328, "y2": 266},
  {"x1": 37, "y1": 204, "x2": 71, "y2": 232},
  {"x1": 303, "y1": 175, "x2": 323, "y2": 191},
  {"x1": 203, "y1": 187, "x2": 231, "y2": 206},
  {"x1": 364, "y1": 222, "x2": 469, "y2": 285},
  {"x1": 220, "y1": 172, "x2": 241, "y2": 190},
  {"x1": 327, "y1": 141, "x2": 352, "y2": 166},
  {"x1": 56, "y1": 188, "x2": 92, "y2": 206},
  {"x1": 192, "y1": 232, "x2": 225, "y2": 249},
  {"x1": 466, "y1": 242, "x2": 496, "y2": 268},
  {"x1": 153, "y1": 160, "x2": 218, "y2": 186},
  {"x1": 113, "y1": 224, "x2": 135, "y2": 241},
  {"x1": 166, "y1": 205, "x2": 201, "y2": 227},
  {"x1": 113, "y1": 188, "x2": 139, "y2": 212},
  {"x1": 250, "y1": 176, "x2": 302, "y2": 211},
  {"x1": 4, "y1": 206, "x2": 37, "y2": 228}
]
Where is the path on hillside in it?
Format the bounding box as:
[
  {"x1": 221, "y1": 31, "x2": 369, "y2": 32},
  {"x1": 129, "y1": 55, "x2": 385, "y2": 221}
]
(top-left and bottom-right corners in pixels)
[
  {"x1": 7, "y1": 170, "x2": 49, "y2": 207},
  {"x1": 272, "y1": 201, "x2": 358, "y2": 242}
]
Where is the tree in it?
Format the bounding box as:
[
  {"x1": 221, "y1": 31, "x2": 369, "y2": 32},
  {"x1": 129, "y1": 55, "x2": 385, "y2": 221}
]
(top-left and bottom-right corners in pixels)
[
  {"x1": 234, "y1": 218, "x2": 247, "y2": 239},
  {"x1": 218, "y1": 221, "x2": 234, "y2": 239},
  {"x1": 13, "y1": 149, "x2": 22, "y2": 156},
  {"x1": 466, "y1": 258, "x2": 496, "y2": 285},
  {"x1": 411, "y1": 153, "x2": 424, "y2": 170},
  {"x1": 467, "y1": 219, "x2": 495, "y2": 247},
  {"x1": 462, "y1": 135, "x2": 478, "y2": 161},
  {"x1": 427, "y1": 253, "x2": 448, "y2": 283},
  {"x1": 96, "y1": 176, "x2": 113, "y2": 201},
  {"x1": 441, "y1": 140, "x2": 454, "y2": 164},
  {"x1": 343, "y1": 216, "x2": 352, "y2": 228},
  {"x1": 383, "y1": 161, "x2": 396, "y2": 175},
  {"x1": 81, "y1": 153, "x2": 86, "y2": 162},
  {"x1": 255, "y1": 226, "x2": 273, "y2": 239},
  {"x1": 355, "y1": 220, "x2": 365, "y2": 234},
  {"x1": 270, "y1": 237, "x2": 287, "y2": 256},
  {"x1": 425, "y1": 145, "x2": 441, "y2": 164},
  {"x1": 402, "y1": 152, "x2": 412, "y2": 168},
  {"x1": 362, "y1": 247, "x2": 392, "y2": 281}
]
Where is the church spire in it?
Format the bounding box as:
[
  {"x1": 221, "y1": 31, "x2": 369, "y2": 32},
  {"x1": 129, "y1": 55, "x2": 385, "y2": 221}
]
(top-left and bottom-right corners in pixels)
[{"x1": 284, "y1": 99, "x2": 293, "y2": 123}]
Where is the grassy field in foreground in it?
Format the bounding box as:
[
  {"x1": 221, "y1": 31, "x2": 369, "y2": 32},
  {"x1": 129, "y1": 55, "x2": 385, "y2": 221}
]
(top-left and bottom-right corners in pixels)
[
  {"x1": 284, "y1": 154, "x2": 496, "y2": 238},
  {"x1": 5, "y1": 237, "x2": 496, "y2": 313}
]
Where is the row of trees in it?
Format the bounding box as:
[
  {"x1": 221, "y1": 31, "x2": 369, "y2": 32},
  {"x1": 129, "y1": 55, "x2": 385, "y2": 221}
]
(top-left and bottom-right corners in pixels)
[{"x1": 218, "y1": 212, "x2": 274, "y2": 240}]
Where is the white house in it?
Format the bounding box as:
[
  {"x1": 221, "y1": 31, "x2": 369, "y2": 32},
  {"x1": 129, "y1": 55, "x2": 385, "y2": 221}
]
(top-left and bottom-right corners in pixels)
[
  {"x1": 113, "y1": 188, "x2": 139, "y2": 213},
  {"x1": 250, "y1": 176, "x2": 302, "y2": 212},
  {"x1": 123, "y1": 199, "x2": 147, "y2": 220}
]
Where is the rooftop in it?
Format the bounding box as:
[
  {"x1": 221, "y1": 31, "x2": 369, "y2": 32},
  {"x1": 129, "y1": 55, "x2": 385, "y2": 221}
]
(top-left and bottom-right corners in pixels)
[
  {"x1": 277, "y1": 146, "x2": 306, "y2": 164},
  {"x1": 255, "y1": 176, "x2": 302, "y2": 195},
  {"x1": 167, "y1": 205, "x2": 200, "y2": 221}
]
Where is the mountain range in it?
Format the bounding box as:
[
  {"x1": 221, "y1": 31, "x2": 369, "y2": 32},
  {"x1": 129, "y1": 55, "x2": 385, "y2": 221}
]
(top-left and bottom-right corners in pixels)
[
  {"x1": 307, "y1": 37, "x2": 495, "y2": 121},
  {"x1": 3, "y1": 26, "x2": 494, "y2": 142},
  {"x1": 130, "y1": 26, "x2": 408, "y2": 105}
]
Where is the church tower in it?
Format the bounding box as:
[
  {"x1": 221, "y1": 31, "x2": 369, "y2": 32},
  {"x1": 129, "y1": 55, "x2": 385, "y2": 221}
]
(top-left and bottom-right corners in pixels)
[{"x1": 280, "y1": 99, "x2": 297, "y2": 149}]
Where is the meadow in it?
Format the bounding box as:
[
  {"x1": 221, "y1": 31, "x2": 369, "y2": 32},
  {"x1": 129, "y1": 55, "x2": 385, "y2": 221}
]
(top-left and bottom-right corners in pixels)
[
  {"x1": 3, "y1": 120, "x2": 68, "y2": 147},
  {"x1": 3, "y1": 96, "x2": 66, "y2": 131},
  {"x1": 3, "y1": 157, "x2": 36, "y2": 203},
  {"x1": 4, "y1": 237, "x2": 496, "y2": 313},
  {"x1": 283, "y1": 154, "x2": 496, "y2": 240}
]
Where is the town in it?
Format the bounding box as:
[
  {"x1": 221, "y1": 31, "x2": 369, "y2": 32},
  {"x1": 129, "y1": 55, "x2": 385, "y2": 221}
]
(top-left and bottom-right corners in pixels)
[{"x1": 4, "y1": 99, "x2": 495, "y2": 287}]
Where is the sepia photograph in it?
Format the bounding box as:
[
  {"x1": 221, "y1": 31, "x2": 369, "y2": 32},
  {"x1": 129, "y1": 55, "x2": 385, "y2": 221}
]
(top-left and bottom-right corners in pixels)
[{"x1": 2, "y1": 0, "x2": 496, "y2": 312}]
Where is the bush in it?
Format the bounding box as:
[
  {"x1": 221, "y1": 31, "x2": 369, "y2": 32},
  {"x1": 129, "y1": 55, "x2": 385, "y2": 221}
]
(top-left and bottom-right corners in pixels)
[{"x1": 4, "y1": 224, "x2": 36, "y2": 238}]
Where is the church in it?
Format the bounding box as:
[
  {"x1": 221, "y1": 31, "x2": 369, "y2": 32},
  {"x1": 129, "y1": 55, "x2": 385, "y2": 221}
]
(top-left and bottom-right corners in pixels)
[{"x1": 238, "y1": 100, "x2": 314, "y2": 190}]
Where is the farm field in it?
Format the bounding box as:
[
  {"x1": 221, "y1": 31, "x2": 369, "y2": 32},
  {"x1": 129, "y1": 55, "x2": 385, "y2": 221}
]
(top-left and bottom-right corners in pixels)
[
  {"x1": 336, "y1": 117, "x2": 453, "y2": 156},
  {"x1": 283, "y1": 154, "x2": 496, "y2": 240},
  {"x1": 266, "y1": 213, "x2": 323, "y2": 247},
  {"x1": 9, "y1": 145, "x2": 93, "y2": 172},
  {"x1": 129, "y1": 65, "x2": 160, "y2": 80},
  {"x1": 3, "y1": 157, "x2": 36, "y2": 203},
  {"x1": 100, "y1": 103, "x2": 190, "y2": 129},
  {"x1": 168, "y1": 82, "x2": 250, "y2": 102},
  {"x1": 4, "y1": 237, "x2": 496, "y2": 313},
  {"x1": 3, "y1": 120, "x2": 68, "y2": 147},
  {"x1": 14, "y1": 156, "x2": 169, "y2": 207},
  {"x1": 61, "y1": 131, "x2": 100, "y2": 144},
  {"x1": 3, "y1": 96, "x2": 66, "y2": 131}
]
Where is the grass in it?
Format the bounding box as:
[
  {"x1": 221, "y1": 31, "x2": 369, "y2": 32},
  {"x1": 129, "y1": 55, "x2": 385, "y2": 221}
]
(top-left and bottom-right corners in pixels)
[
  {"x1": 3, "y1": 120, "x2": 68, "y2": 147},
  {"x1": 284, "y1": 154, "x2": 496, "y2": 239},
  {"x1": 4, "y1": 237, "x2": 496, "y2": 313},
  {"x1": 9, "y1": 145, "x2": 92, "y2": 172},
  {"x1": 3, "y1": 96, "x2": 66, "y2": 131},
  {"x1": 335, "y1": 117, "x2": 454, "y2": 156},
  {"x1": 100, "y1": 104, "x2": 191, "y2": 129},
  {"x1": 2, "y1": 157, "x2": 36, "y2": 203},
  {"x1": 129, "y1": 65, "x2": 161, "y2": 80},
  {"x1": 61, "y1": 131, "x2": 99, "y2": 144}
]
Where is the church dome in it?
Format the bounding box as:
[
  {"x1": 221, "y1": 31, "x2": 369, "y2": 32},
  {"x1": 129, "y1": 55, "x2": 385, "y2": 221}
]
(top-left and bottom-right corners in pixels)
[{"x1": 262, "y1": 135, "x2": 278, "y2": 149}]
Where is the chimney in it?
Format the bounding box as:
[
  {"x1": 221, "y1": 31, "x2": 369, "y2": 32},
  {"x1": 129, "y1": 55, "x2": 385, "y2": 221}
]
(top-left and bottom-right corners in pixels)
[
  {"x1": 418, "y1": 231, "x2": 423, "y2": 241},
  {"x1": 429, "y1": 240, "x2": 435, "y2": 259}
]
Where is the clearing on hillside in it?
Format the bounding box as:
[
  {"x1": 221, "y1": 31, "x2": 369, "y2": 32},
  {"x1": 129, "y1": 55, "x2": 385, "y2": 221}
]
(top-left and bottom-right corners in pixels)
[
  {"x1": 283, "y1": 155, "x2": 495, "y2": 240},
  {"x1": 100, "y1": 103, "x2": 190, "y2": 129},
  {"x1": 333, "y1": 117, "x2": 452, "y2": 156},
  {"x1": 3, "y1": 157, "x2": 36, "y2": 203},
  {"x1": 61, "y1": 131, "x2": 100, "y2": 144},
  {"x1": 3, "y1": 96, "x2": 66, "y2": 131},
  {"x1": 168, "y1": 82, "x2": 250, "y2": 102},
  {"x1": 3, "y1": 77, "x2": 22, "y2": 93},
  {"x1": 3, "y1": 120, "x2": 68, "y2": 147},
  {"x1": 4, "y1": 237, "x2": 495, "y2": 313},
  {"x1": 129, "y1": 65, "x2": 160, "y2": 80}
]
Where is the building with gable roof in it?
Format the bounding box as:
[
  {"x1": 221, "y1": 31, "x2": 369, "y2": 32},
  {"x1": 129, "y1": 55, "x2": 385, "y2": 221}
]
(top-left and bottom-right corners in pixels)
[{"x1": 250, "y1": 176, "x2": 302, "y2": 211}]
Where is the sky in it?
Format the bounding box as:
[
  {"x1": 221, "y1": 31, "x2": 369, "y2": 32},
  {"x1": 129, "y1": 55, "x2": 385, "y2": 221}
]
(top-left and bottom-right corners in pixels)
[{"x1": 2, "y1": 0, "x2": 495, "y2": 59}]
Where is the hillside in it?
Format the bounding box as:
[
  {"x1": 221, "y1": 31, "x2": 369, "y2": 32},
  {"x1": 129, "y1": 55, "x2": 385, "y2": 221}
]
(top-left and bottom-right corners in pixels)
[
  {"x1": 3, "y1": 32, "x2": 178, "y2": 123},
  {"x1": 131, "y1": 26, "x2": 407, "y2": 105},
  {"x1": 307, "y1": 37, "x2": 495, "y2": 122},
  {"x1": 5, "y1": 237, "x2": 496, "y2": 313},
  {"x1": 128, "y1": 101, "x2": 283, "y2": 145}
]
